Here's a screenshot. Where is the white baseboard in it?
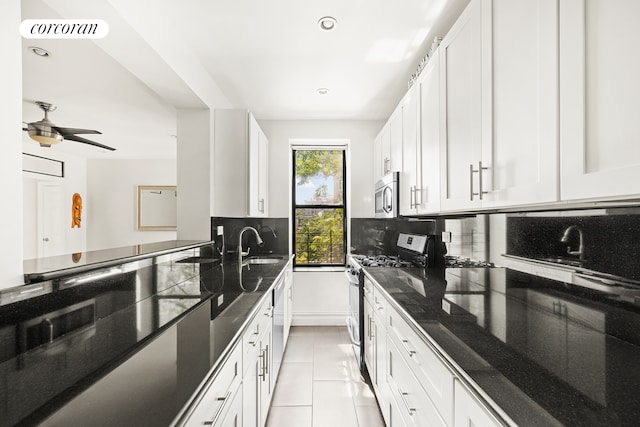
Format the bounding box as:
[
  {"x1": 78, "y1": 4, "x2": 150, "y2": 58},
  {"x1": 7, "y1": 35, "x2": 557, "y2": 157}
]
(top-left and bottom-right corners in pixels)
[{"x1": 292, "y1": 311, "x2": 349, "y2": 326}]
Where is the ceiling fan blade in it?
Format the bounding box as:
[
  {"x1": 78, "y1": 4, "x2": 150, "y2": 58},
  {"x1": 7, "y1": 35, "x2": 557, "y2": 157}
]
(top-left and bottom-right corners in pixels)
[
  {"x1": 53, "y1": 126, "x2": 102, "y2": 136},
  {"x1": 63, "y1": 134, "x2": 116, "y2": 151}
]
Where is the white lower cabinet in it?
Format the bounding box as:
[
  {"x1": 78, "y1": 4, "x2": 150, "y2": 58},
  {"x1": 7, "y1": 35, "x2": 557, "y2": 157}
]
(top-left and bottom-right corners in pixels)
[
  {"x1": 364, "y1": 278, "x2": 508, "y2": 427},
  {"x1": 242, "y1": 298, "x2": 273, "y2": 427},
  {"x1": 454, "y1": 380, "x2": 501, "y2": 427},
  {"x1": 218, "y1": 385, "x2": 243, "y2": 427},
  {"x1": 387, "y1": 335, "x2": 446, "y2": 427},
  {"x1": 183, "y1": 343, "x2": 242, "y2": 427},
  {"x1": 387, "y1": 305, "x2": 454, "y2": 426}
]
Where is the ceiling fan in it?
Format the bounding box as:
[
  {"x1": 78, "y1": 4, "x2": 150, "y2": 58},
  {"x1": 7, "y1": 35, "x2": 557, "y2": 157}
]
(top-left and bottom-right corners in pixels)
[{"x1": 23, "y1": 101, "x2": 116, "y2": 151}]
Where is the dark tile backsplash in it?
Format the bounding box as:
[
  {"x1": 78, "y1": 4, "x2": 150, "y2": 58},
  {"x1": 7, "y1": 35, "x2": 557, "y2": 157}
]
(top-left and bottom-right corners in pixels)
[
  {"x1": 506, "y1": 209, "x2": 640, "y2": 281},
  {"x1": 211, "y1": 217, "x2": 289, "y2": 260},
  {"x1": 350, "y1": 218, "x2": 438, "y2": 255}
]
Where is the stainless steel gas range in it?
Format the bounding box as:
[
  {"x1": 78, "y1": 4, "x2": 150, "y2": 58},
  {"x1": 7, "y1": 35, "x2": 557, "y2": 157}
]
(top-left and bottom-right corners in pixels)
[{"x1": 345, "y1": 232, "x2": 447, "y2": 374}]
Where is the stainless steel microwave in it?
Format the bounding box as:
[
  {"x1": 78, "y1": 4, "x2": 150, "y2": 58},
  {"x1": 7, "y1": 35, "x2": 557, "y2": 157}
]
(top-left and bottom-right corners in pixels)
[{"x1": 374, "y1": 172, "x2": 399, "y2": 218}]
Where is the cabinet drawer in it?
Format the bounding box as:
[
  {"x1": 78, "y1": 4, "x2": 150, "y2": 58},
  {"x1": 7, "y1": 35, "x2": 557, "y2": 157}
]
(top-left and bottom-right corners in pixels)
[
  {"x1": 387, "y1": 335, "x2": 446, "y2": 427},
  {"x1": 454, "y1": 379, "x2": 501, "y2": 427},
  {"x1": 372, "y1": 286, "x2": 387, "y2": 325},
  {"x1": 242, "y1": 297, "x2": 272, "y2": 375},
  {"x1": 184, "y1": 342, "x2": 242, "y2": 427},
  {"x1": 387, "y1": 305, "x2": 454, "y2": 426}
]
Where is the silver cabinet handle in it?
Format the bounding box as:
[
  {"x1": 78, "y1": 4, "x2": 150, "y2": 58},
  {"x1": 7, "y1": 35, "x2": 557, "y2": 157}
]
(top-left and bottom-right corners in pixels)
[
  {"x1": 398, "y1": 388, "x2": 416, "y2": 416},
  {"x1": 264, "y1": 344, "x2": 269, "y2": 375},
  {"x1": 258, "y1": 350, "x2": 266, "y2": 380},
  {"x1": 400, "y1": 339, "x2": 416, "y2": 357},
  {"x1": 470, "y1": 162, "x2": 489, "y2": 201},
  {"x1": 469, "y1": 163, "x2": 476, "y2": 201},
  {"x1": 477, "y1": 161, "x2": 488, "y2": 200},
  {"x1": 258, "y1": 198, "x2": 265, "y2": 213},
  {"x1": 383, "y1": 158, "x2": 390, "y2": 175},
  {"x1": 469, "y1": 161, "x2": 489, "y2": 201},
  {"x1": 203, "y1": 390, "x2": 232, "y2": 426},
  {"x1": 409, "y1": 185, "x2": 415, "y2": 208},
  {"x1": 414, "y1": 187, "x2": 422, "y2": 206}
]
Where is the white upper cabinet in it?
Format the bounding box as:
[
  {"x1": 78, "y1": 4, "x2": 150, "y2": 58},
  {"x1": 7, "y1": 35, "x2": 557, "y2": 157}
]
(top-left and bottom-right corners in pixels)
[
  {"x1": 439, "y1": 0, "x2": 484, "y2": 212},
  {"x1": 440, "y1": 0, "x2": 559, "y2": 212},
  {"x1": 248, "y1": 114, "x2": 268, "y2": 217},
  {"x1": 481, "y1": 0, "x2": 559, "y2": 208},
  {"x1": 418, "y1": 51, "x2": 442, "y2": 214},
  {"x1": 373, "y1": 130, "x2": 383, "y2": 184},
  {"x1": 213, "y1": 110, "x2": 269, "y2": 218},
  {"x1": 401, "y1": 52, "x2": 442, "y2": 216},
  {"x1": 400, "y1": 85, "x2": 420, "y2": 216},
  {"x1": 388, "y1": 106, "x2": 403, "y2": 174},
  {"x1": 560, "y1": 0, "x2": 640, "y2": 201}
]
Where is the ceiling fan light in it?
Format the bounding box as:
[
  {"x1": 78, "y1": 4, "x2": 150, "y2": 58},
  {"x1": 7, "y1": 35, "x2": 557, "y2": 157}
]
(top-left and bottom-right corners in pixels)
[{"x1": 29, "y1": 130, "x2": 63, "y2": 147}]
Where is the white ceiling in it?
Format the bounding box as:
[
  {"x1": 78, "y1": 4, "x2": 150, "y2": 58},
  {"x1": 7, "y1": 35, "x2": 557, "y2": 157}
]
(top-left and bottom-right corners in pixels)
[{"x1": 21, "y1": 0, "x2": 468, "y2": 158}]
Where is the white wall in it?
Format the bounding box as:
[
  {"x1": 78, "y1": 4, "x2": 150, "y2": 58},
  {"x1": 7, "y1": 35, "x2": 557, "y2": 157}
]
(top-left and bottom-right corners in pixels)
[
  {"x1": 259, "y1": 120, "x2": 383, "y2": 218},
  {"x1": 176, "y1": 109, "x2": 213, "y2": 241},
  {"x1": 86, "y1": 159, "x2": 177, "y2": 251},
  {"x1": 22, "y1": 148, "x2": 88, "y2": 260},
  {"x1": 291, "y1": 271, "x2": 349, "y2": 326},
  {"x1": 0, "y1": 2, "x2": 24, "y2": 289}
]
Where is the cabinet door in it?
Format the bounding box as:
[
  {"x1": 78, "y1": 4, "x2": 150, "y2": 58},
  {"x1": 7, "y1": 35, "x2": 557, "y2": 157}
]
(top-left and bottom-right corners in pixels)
[
  {"x1": 259, "y1": 323, "x2": 272, "y2": 424},
  {"x1": 482, "y1": 0, "x2": 559, "y2": 208},
  {"x1": 373, "y1": 130, "x2": 384, "y2": 183},
  {"x1": 248, "y1": 114, "x2": 268, "y2": 217},
  {"x1": 400, "y1": 86, "x2": 420, "y2": 216},
  {"x1": 381, "y1": 122, "x2": 392, "y2": 176},
  {"x1": 389, "y1": 107, "x2": 403, "y2": 174},
  {"x1": 219, "y1": 386, "x2": 243, "y2": 427},
  {"x1": 242, "y1": 357, "x2": 259, "y2": 427},
  {"x1": 454, "y1": 380, "x2": 501, "y2": 427},
  {"x1": 439, "y1": 0, "x2": 483, "y2": 211},
  {"x1": 417, "y1": 51, "x2": 441, "y2": 214},
  {"x1": 560, "y1": 0, "x2": 640, "y2": 201},
  {"x1": 283, "y1": 262, "x2": 293, "y2": 347}
]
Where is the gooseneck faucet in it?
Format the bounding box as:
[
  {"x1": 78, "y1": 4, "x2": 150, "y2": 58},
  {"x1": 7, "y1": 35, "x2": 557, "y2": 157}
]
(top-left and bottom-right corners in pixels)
[
  {"x1": 238, "y1": 226, "x2": 263, "y2": 264},
  {"x1": 560, "y1": 225, "x2": 584, "y2": 260}
]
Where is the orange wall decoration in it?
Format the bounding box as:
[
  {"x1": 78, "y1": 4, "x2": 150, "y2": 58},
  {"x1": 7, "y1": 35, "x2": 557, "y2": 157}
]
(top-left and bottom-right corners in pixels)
[{"x1": 72, "y1": 193, "x2": 82, "y2": 228}]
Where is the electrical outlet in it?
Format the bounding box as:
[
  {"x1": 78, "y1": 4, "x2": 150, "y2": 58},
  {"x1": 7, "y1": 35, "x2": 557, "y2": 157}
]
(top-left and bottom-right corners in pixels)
[
  {"x1": 217, "y1": 226, "x2": 224, "y2": 236},
  {"x1": 441, "y1": 231, "x2": 452, "y2": 243}
]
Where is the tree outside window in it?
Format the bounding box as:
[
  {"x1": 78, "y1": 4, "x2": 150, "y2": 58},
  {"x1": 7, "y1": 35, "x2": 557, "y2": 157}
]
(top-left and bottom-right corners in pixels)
[{"x1": 293, "y1": 149, "x2": 346, "y2": 266}]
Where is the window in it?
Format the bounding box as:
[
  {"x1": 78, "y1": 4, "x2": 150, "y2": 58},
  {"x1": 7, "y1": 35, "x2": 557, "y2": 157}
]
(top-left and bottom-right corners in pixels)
[{"x1": 293, "y1": 149, "x2": 346, "y2": 266}]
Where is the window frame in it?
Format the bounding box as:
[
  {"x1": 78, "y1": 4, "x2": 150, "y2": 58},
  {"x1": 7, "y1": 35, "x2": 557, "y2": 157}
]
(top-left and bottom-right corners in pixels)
[{"x1": 291, "y1": 148, "x2": 347, "y2": 268}]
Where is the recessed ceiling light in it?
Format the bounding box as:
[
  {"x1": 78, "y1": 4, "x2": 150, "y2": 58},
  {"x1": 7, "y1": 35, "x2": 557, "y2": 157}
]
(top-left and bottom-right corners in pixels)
[
  {"x1": 318, "y1": 16, "x2": 337, "y2": 31},
  {"x1": 28, "y1": 46, "x2": 50, "y2": 57},
  {"x1": 317, "y1": 88, "x2": 329, "y2": 95}
]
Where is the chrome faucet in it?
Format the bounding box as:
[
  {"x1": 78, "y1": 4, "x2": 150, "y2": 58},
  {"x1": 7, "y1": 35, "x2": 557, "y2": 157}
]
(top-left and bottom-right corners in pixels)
[
  {"x1": 560, "y1": 225, "x2": 584, "y2": 260},
  {"x1": 238, "y1": 226, "x2": 263, "y2": 264}
]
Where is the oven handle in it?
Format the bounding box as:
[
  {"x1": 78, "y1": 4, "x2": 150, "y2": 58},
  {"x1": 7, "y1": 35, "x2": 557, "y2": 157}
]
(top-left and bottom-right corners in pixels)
[{"x1": 344, "y1": 269, "x2": 360, "y2": 285}]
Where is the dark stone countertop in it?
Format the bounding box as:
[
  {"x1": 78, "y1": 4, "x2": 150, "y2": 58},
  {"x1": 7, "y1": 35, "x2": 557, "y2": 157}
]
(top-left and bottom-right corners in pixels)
[
  {"x1": 364, "y1": 266, "x2": 640, "y2": 427},
  {"x1": 22, "y1": 240, "x2": 212, "y2": 283},
  {"x1": 0, "y1": 247, "x2": 292, "y2": 427}
]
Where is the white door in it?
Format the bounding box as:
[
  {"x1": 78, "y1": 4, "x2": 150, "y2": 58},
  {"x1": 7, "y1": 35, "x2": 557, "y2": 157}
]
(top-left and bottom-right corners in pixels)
[
  {"x1": 482, "y1": 0, "x2": 559, "y2": 208},
  {"x1": 560, "y1": 0, "x2": 640, "y2": 201},
  {"x1": 37, "y1": 181, "x2": 63, "y2": 258},
  {"x1": 439, "y1": 0, "x2": 483, "y2": 212}
]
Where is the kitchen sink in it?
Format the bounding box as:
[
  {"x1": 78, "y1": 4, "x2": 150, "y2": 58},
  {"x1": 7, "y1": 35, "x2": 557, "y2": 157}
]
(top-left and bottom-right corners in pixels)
[
  {"x1": 242, "y1": 256, "x2": 285, "y2": 265},
  {"x1": 244, "y1": 258, "x2": 280, "y2": 265}
]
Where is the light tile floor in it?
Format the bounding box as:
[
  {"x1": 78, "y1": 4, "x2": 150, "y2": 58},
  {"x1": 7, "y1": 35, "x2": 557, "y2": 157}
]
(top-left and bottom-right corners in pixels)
[{"x1": 266, "y1": 326, "x2": 385, "y2": 427}]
